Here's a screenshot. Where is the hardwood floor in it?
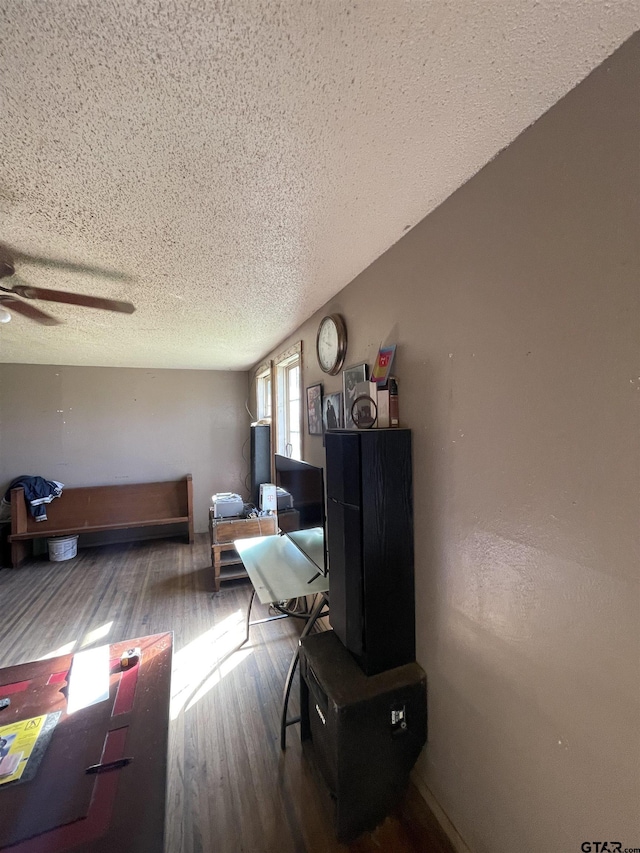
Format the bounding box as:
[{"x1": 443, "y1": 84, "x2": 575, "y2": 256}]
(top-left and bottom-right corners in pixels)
[{"x1": 0, "y1": 535, "x2": 454, "y2": 853}]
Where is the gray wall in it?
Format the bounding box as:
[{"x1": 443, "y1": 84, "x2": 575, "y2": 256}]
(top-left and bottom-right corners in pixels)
[
  {"x1": 255, "y1": 36, "x2": 639, "y2": 853},
  {"x1": 0, "y1": 364, "x2": 250, "y2": 533}
]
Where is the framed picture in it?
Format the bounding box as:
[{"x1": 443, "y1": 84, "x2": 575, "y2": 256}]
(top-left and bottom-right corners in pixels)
[
  {"x1": 342, "y1": 363, "x2": 368, "y2": 429},
  {"x1": 306, "y1": 383, "x2": 324, "y2": 436},
  {"x1": 323, "y1": 391, "x2": 343, "y2": 432}
]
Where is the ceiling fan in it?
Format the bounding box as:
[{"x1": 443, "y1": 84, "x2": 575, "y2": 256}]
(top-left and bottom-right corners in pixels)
[{"x1": 0, "y1": 243, "x2": 135, "y2": 325}]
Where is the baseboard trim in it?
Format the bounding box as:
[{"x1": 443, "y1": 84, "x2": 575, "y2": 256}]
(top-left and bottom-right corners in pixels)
[{"x1": 411, "y1": 772, "x2": 472, "y2": 853}]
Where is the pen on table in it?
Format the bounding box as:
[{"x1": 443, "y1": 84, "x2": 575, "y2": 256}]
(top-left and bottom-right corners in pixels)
[{"x1": 85, "y1": 757, "x2": 134, "y2": 774}]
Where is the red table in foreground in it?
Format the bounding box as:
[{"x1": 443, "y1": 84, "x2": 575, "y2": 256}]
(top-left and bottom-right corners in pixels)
[{"x1": 0, "y1": 633, "x2": 172, "y2": 853}]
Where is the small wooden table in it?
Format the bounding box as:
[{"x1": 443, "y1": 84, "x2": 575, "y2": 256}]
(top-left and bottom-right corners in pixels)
[
  {"x1": 0, "y1": 634, "x2": 172, "y2": 853},
  {"x1": 209, "y1": 512, "x2": 277, "y2": 592}
]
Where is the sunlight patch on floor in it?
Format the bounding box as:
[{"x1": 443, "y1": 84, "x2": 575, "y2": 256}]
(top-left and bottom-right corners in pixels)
[
  {"x1": 170, "y1": 609, "x2": 251, "y2": 720},
  {"x1": 184, "y1": 647, "x2": 252, "y2": 714},
  {"x1": 36, "y1": 620, "x2": 115, "y2": 661},
  {"x1": 38, "y1": 640, "x2": 77, "y2": 660},
  {"x1": 80, "y1": 621, "x2": 114, "y2": 648}
]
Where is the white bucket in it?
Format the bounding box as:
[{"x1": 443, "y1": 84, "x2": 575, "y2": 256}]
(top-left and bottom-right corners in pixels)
[{"x1": 48, "y1": 535, "x2": 78, "y2": 562}]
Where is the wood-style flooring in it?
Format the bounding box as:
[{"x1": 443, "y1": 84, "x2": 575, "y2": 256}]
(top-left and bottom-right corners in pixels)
[{"x1": 0, "y1": 534, "x2": 454, "y2": 853}]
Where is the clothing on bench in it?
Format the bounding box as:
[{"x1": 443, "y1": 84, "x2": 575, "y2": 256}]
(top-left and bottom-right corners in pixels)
[{"x1": 2, "y1": 476, "x2": 64, "y2": 522}]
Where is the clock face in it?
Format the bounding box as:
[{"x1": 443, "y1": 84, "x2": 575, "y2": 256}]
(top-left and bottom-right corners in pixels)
[{"x1": 316, "y1": 314, "x2": 347, "y2": 375}]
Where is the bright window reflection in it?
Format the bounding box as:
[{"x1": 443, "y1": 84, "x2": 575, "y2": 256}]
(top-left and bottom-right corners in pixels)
[{"x1": 66, "y1": 645, "x2": 110, "y2": 715}]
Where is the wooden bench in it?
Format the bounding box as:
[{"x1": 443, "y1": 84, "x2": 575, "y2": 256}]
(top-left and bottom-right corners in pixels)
[{"x1": 8, "y1": 475, "x2": 194, "y2": 568}]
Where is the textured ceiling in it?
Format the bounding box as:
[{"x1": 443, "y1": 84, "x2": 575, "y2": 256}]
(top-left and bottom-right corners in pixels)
[{"x1": 0, "y1": 1, "x2": 637, "y2": 370}]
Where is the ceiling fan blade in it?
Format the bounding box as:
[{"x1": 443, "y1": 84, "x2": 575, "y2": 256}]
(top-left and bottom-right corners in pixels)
[
  {"x1": 0, "y1": 296, "x2": 60, "y2": 326},
  {"x1": 0, "y1": 243, "x2": 132, "y2": 282},
  {"x1": 10, "y1": 282, "x2": 135, "y2": 314}
]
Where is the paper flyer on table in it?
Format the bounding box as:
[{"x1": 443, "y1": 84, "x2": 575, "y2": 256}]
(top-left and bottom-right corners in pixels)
[{"x1": 0, "y1": 714, "x2": 49, "y2": 785}]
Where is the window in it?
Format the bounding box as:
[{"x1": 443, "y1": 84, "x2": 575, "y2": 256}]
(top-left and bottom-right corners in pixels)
[
  {"x1": 255, "y1": 362, "x2": 272, "y2": 422},
  {"x1": 274, "y1": 342, "x2": 302, "y2": 460}
]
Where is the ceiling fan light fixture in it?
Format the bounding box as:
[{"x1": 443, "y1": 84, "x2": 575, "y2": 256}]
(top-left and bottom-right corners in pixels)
[{"x1": 0, "y1": 244, "x2": 136, "y2": 324}]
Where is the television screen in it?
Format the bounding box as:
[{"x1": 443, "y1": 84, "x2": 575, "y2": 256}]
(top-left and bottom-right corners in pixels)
[{"x1": 274, "y1": 454, "x2": 327, "y2": 576}]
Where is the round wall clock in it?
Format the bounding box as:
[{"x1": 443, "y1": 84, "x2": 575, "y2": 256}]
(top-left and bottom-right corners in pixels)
[{"x1": 316, "y1": 314, "x2": 347, "y2": 375}]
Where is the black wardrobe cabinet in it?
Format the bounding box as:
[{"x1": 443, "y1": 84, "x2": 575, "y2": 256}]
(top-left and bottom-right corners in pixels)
[{"x1": 325, "y1": 428, "x2": 415, "y2": 676}]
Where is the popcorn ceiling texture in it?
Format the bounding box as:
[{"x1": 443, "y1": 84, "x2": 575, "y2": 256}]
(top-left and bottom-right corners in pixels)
[{"x1": 0, "y1": 1, "x2": 637, "y2": 369}]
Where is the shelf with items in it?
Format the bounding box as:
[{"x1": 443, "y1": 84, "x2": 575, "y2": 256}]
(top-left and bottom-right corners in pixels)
[{"x1": 209, "y1": 511, "x2": 278, "y2": 593}]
